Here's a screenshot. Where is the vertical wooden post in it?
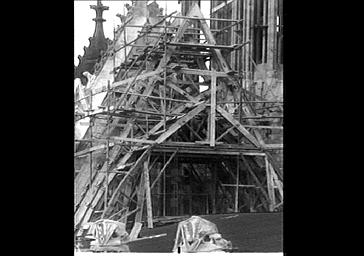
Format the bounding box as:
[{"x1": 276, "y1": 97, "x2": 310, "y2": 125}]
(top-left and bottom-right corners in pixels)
[
  {"x1": 143, "y1": 155, "x2": 153, "y2": 228},
  {"x1": 210, "y1": 68, "x2": 216, "y2": 147},
  {"x1": 243, "y1": 0, "x2": 250, "y2": 94},
  {"x1": 261, "y1": 0, "x2": 266, "y2": 63},
  {"x1": 89, "y1": 91, "x2": 93, "y2": 188},
  {"x1": 270, "y1": 163, "x2": 283, "y2": 201},
  {"x1": 104, "y1": 140, "x2": 109, "y2": 212},
  {"x1": 248, "y1": 0, "x2": 254, "y2": 90},
  {"x1": 231, "y1": 0, "x2": 238, "y2": 69},
  {"x1": 265, "y1": 154, "x2": 276, "y2": 211},
  {"x1": 89, "y1": 140, "x2": 93, "y2": 188},
  {"x1": 163, "y1": 11, "x2": 167, "y2": 132},
  {"x1": 130, "y1": 168, "x2": 145, "y2": 240},
  {"x1": 104, "y1": 81, "x2": 111, "y2": 213},
  {"x1": 267, "y1": 0, "x2": 277, "y2": 70},
  {"x1": 123, "y1": 21, "x2": 127, "y2": 78},
  {"x1": 242, "y1": 0, "x2": 247, "y2": 86}
]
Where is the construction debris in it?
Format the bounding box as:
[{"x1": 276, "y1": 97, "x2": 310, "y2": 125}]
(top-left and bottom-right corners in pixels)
[
  {"x1": 172, "y1": 216, "x2": 233, "y2": 253},
  {"x1": 82, "y1": 219, "x2": 130, "y2": 252}
]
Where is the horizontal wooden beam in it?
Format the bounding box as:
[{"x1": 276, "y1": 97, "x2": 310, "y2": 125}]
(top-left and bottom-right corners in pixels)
[
  {"x1": 167, "y1": 42, "x2": 242, "y2": 50},
  {"x1": 175, "y1": 68, "x2": 229, "y2": 77},
  {"x1": 109, "y1": 137, "x2": 156, "y2": 145},
  {"x1": 111, "y1": 69, "x2": 162, "y2": 91},
  {"x1": 124, "y1": 24, "x2": 220, "y2": 32},
  {"x1": 152, "y1": 147, "x2": 265, "y2": 157},
  {"x1": 158, "y1": 14, "x2": 240, "y2": 22},
  {"x1": 112, "y1": 89, "x2": 194, "y2": 104},
  {"x1": 74, "y1": 143, "x2": 114, "y2": 157}
]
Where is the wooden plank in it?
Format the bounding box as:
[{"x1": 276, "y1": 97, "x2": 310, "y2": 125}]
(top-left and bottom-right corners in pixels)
[
  {"x1": 155, "y1": 103, "x2": 206, "y2": 144},
  {"x1": 167, "y1": 42, "x2": 240, "y2": 50},
  {"x1": 265, "y1": 154, "x2": 276, "y2": 211},
  {"x1": 166, "y1": 81, "x2": 198, "y2": 103},
  {"x1": 134, "y1": 171, "x2": 145, "y2": 224},
  {"x1": 125, "y1": 233, "x2": 167, "y2": 244},
  {"x1": 111, "y1": 69, "x2": 162, "y2": 91},
  {"x1": 115, "y1": 88, "x2": 193, "y2": 104},
  {"x1": 185, "y1": 123, "x2": 204, "y2": 141},
  {"x1": 74, "y1": 143, "x2": 113, "y2": 157},
  {"x1": 109, "y1": 137, "x2": 156, "y2": 145},
  {"x1": 129, "y1": 222, "x2": 143, "y2": 241},
  {"x1": 265, "y1": 151, "x2": 283, "y2": 181},
  {"x1": 210, "y1": 71, "x2": 217, "y2": 147},
  {"x1": 240, "y1": 155, "x2": 270, "y2": 203},
  {"x1": 150, "y1": 150, "x2": 177, "y2": 190},
  {"x1": 216, "y1": 106, "x2": 261, "y2": 148},
  {"x1": 267, "y1": 0, "x2": 277, "y2": 69},
  {"x1": 125, "y1": 80, "x2": 151, "y2": 109},
  {"x1": 177, "y1": 68, "x2": 229, "y2": 77},
  {"x1": 143, "y1": 155, "x2": 153, "y2": 228},
  {"x1": 211, "y1": 0, "x2": 234, "y2": 13},
  {"x1": 162, "y1": 15, "x2": 240, "y2": 22},
  {"x1": 153, "y1": 148, "x2": 263, "y2": 156},
  {"x1": 74, "y1": 144, "x2": 123, "y2": 221},
  {"x1": 271, "y1": 165, "x2": 283, "y2": 200},
  {"x1": 118, "y1": 178, "x2": 133, "y2": 224},
  {"x1": 117, "y1": 207, "x2": 140, "y2": 223},
  {"x1": 101, "y1": 147, "x2": 152, "y2": 219},
  {"x1": 231, "y1": 0, "x2": 238, "y2": 69},
  {"x1": 216, "y1": 125, "x2": 235, "y2": 142}
]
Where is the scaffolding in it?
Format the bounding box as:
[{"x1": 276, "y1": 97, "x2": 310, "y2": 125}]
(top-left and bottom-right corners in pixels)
[{"x1": 74, "y1": 1, "x2": 283, "y2": 246}]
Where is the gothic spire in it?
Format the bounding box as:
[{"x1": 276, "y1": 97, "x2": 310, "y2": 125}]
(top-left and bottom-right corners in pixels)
[
  {"x1": 90, "y1": 0, "x2": 109, "y2": 40},
  {"x1": 74, "y1": 0, "x2": 109, "y2": 83}
]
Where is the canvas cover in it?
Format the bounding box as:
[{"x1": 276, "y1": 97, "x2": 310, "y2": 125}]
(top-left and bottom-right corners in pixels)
[{"x1": 173, "y1": 216, "x2": 232, "y2": 252}]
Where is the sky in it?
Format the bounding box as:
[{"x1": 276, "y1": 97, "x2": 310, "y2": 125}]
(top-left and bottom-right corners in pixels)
[{"x1": 74, "y1": 0, "x2": 210, "y2": 66}]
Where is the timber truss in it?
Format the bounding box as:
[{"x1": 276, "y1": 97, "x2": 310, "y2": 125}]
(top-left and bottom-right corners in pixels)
[{"x1": 74, "y1": 3, "x2": 283, "y2": 239}]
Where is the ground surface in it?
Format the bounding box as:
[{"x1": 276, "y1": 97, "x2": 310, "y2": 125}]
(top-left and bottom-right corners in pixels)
[{"x1": 127, "y1": 212, "x2": 283, "y2": 252}]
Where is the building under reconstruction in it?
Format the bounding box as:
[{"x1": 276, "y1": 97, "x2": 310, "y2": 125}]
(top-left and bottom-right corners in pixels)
[{"x1": 74, "y1": 0, "x2": 283, "y2": 251}]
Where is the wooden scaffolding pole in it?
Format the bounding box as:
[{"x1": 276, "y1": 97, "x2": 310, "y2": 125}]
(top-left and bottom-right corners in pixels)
[
  {"x1": 129, "y1": 169, "x2": 145, "y2": 240},
  {"x1": 209, "y1": 65, "x2": 217, "y2": 147},
  {"x1": 143, "y1": 154, "x2": 153, "y2": 228},
  {"x1": 241, "y1": 155, "x2": 270, "y2": 210},
  {"x1": 265, "y1": 153, "x2": 276, "y2": 211}
]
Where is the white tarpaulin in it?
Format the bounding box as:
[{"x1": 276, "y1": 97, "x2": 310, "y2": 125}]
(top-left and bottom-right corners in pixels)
[{"x1": 172, "y1": 216, "x2": 232, "y2": 253}]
